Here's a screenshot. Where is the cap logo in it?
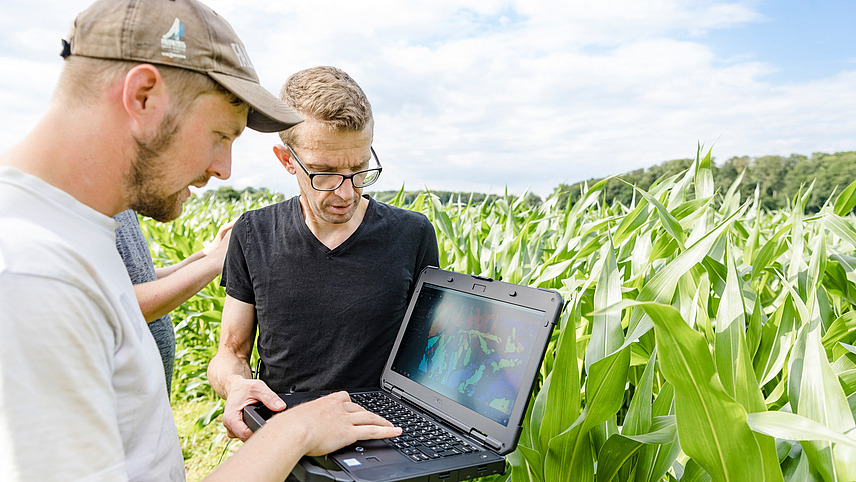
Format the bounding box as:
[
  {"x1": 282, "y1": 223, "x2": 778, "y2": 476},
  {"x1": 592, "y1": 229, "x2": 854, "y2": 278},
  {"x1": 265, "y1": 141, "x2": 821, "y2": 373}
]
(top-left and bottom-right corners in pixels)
[
  {"x1": 161, "y1": 18, "x2": 187, "y2": 59},
  {"x1": 230, "y1": 43, "x2": 255, "y2": 71}
]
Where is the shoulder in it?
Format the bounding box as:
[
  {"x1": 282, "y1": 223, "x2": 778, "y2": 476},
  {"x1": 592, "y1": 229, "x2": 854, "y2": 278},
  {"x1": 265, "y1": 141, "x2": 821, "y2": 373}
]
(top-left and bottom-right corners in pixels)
[
  {"x1": 113, "y1": 209, "x2": 139, "y2": 228},
  {"x1": 237, "y1": 197, "x2": 295, "y2": 223},
  {"x1": 1, "y1": 217, "x2": 82, "y2": 276},
  {"x1": 369, "y1": 197, "x2": 431, "y2": 226},
  {"x1": 0, "y1": 218, "x2": 119, "y2": 327},
  {"x1": 234, "y1": 197, "x2": 296, "y2": 232},
  {"x1": 113, "y1": 211, "x2": 150, "y2": 266}
]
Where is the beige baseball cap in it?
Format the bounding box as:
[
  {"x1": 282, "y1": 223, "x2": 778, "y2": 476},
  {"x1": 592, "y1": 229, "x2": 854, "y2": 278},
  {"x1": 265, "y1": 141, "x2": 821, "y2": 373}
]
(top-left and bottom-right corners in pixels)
[{"x1": 62, "y1": 0, "x2": 302, "y2": 132}]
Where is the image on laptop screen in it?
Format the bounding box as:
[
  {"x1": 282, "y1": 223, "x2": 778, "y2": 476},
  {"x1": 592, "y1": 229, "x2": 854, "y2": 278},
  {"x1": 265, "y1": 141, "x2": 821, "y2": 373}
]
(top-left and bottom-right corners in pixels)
[{"x1": 391, "y1": 283, "x2": 545, "y2": 426}]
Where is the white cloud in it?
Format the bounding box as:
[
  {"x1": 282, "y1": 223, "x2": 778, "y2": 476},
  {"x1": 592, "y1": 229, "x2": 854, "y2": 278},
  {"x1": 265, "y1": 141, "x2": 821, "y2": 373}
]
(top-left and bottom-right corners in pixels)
[{"x1": 1, "y1": 0, "x2": 854, "y2": 199}]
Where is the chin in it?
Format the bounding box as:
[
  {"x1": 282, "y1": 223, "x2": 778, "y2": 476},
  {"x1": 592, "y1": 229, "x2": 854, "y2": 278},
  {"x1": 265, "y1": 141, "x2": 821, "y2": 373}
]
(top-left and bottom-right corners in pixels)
[{"x1": 132, "y1": 191, "x2": 186, "y2": 223}]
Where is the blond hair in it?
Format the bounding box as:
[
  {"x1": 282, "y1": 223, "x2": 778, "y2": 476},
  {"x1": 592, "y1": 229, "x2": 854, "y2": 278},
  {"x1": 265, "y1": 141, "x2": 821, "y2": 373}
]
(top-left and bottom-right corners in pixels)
[{"x1": 278, "y1": 66, "x2": 373, "y2": 146}]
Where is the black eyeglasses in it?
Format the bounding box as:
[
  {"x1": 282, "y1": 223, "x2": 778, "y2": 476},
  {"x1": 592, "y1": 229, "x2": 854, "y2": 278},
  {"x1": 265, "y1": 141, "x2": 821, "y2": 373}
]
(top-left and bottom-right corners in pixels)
[{"x1": 287, "y1": 145, "x2": 382, "y2": 191}]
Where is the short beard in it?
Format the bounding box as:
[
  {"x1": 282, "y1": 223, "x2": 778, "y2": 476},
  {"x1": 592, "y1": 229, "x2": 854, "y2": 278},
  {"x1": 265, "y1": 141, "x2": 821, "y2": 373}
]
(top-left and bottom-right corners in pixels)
[{"x1": 126, "y1": 110, "x2": 186, "y2": 222}]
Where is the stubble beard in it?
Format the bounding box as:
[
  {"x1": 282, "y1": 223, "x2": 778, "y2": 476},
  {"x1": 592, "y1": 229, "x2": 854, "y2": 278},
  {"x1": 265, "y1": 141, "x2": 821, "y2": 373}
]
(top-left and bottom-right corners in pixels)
[{"x1": 126, "y1": 110, "x2": 205, "y2": 222}]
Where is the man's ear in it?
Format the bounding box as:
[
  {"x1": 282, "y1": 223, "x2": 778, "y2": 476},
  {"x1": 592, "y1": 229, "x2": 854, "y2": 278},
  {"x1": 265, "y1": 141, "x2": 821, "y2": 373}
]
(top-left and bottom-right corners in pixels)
[
  {"x1": 121, "y1": 64, "x2": 168, "y2": 132},
  {"x1": 273, "y1": 145, "x2": 297, "y2": 174}
]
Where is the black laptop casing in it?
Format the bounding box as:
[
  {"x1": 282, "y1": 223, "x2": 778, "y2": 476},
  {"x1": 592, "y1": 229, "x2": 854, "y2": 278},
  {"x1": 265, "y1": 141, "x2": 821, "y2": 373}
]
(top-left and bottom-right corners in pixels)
[{"x1": 243, "y1": 267, "x2": 563, "y2": 482}]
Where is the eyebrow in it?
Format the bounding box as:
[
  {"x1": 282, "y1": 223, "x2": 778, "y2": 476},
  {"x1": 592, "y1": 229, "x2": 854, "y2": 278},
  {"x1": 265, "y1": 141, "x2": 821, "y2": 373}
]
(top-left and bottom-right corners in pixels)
[
  {"x1": 228, "y1": 125, "x2": 245, "y2": 138},
  {"x1": 304, "y1": 158, "x2": 371, "y2": 173}
]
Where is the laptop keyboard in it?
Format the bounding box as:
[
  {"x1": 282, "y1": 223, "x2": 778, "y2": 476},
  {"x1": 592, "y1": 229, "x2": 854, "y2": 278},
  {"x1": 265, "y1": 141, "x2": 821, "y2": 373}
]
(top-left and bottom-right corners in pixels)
[{"x1": 352, "y1": 392, "x2": 480, "y2": 462}]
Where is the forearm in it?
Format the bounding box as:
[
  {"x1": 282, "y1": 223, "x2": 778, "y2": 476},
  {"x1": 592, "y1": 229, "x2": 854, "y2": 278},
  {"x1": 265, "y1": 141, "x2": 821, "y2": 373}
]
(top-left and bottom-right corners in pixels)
[
  {"x1": 204, "y1": 412, "x2": 308, "y2": 481},
  {"x1": 135, "y1": 254, "x2": 223, "y2": 322},
  {"x1": 208, "y1": 347, "x2": 253, "y2": 399},
  {"x1": 204, "y1": 392, "x2": 402, "y2": 480},
  {"x1": 153, "y1": 249, "x2": 206, "y2": 279}
]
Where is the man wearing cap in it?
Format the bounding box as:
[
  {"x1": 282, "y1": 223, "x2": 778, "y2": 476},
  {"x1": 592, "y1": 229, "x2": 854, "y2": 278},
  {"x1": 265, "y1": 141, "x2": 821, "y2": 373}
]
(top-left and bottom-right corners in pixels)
[
  {"x1": 0, "y1": 0, "x2": 399, "y2": 480},
  {"x1": 207, "y1": 66, "x2": 439, "y2": 441}
]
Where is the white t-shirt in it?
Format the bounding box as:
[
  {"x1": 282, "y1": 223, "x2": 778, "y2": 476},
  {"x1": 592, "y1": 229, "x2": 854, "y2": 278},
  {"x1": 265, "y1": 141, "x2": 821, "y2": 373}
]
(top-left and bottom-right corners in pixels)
[{"x1": 0, "y1": 167, "x2": 185, "y2": 481}]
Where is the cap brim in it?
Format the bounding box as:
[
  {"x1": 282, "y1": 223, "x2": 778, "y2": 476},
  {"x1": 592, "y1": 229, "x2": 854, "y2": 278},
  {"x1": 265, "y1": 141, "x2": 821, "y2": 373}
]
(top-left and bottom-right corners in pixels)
[{"x1": 209, "y1": 72, "x2": 303, "y2": 133}]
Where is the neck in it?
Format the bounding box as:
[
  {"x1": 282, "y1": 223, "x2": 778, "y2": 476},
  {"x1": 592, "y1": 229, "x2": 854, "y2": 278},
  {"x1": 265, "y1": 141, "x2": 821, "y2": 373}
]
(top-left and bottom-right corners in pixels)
[
  {"x1": 0, "y1": 99, "x2": 132, "y2": 217},
  {"x1": 299, "y1": 195, "x2": 369, "y2": 250}
]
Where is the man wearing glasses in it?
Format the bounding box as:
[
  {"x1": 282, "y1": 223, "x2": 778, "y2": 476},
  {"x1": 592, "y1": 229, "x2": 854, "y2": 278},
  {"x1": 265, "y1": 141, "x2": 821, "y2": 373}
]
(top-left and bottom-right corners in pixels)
[{"x1": 208, "y1": 66, "x2": 440, "y2": 441}]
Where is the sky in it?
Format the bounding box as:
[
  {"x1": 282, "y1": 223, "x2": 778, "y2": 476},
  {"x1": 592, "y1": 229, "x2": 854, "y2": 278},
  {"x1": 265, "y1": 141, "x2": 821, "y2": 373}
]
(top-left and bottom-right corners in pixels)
[{"x1": 1, "y1": 0, "x2": 855, "y2": 199}]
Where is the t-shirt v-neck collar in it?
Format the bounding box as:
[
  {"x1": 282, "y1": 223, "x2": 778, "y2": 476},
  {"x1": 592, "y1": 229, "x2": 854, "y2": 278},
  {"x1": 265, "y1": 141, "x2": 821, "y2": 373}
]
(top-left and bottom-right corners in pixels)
[{"x1": 292, "y1": 194, "x2": 374, "y2": 255}]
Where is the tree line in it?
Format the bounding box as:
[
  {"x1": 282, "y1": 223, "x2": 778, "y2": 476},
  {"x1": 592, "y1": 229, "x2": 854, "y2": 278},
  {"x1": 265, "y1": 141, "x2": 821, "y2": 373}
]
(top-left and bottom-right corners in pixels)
[
  {"x1": 554, "y1": 151, "x2": 856, "y2": 213},
  {"x1": 202, "y1": 150, "x2": 856, "y2": 213}
]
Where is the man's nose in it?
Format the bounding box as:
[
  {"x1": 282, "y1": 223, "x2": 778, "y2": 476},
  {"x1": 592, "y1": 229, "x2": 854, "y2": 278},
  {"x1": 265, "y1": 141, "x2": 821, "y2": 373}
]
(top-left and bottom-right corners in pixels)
[
  {"x1": 334, "y1": 176, "x2": 357, "y2": 198},
  {"x1": 208, "y1": 148, "x2": 232, "y2": 180}
]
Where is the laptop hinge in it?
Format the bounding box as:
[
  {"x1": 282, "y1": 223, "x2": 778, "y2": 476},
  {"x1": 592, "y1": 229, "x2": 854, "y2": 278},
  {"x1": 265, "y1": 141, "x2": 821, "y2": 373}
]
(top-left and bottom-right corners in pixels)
[
  {"x1": 382, "y1": 380, "x2": 394, "y2": 392},
  {"x1": 469, "y1": 428, "x2": 503, "y2": 452}
]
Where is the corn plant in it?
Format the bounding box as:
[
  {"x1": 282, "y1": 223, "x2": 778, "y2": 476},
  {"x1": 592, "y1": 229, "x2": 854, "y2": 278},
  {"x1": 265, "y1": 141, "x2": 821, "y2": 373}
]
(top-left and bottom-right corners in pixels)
[
  {"x1": 398, "y1": 147, "x2": 856, "y2": 481},
  {"x1": 143, "y1": 148, "x2": 856, "y2": 480},
  {"x1": 140, "y1": 191, "x2": 283, "y2": 401}
]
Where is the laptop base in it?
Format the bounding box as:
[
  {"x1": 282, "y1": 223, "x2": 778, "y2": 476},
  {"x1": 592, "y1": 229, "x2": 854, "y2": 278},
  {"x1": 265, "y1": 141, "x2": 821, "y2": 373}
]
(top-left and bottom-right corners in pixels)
[
  {"x1": 245, "y1": 393, "x2": 507, "y2": 482},
  {"x1": 289, "y1": 452, "x2": 505, "y2": 482}
]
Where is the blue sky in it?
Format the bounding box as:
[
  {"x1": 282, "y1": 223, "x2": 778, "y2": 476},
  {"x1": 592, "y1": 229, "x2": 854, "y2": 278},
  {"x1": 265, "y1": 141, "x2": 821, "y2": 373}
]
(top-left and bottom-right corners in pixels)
[
  {"x1": 1, "y1": 0, "x2": 855, "y2": 199},
  {"x1": 704, "y1": 1, "x2": 856, "y2": 83}
]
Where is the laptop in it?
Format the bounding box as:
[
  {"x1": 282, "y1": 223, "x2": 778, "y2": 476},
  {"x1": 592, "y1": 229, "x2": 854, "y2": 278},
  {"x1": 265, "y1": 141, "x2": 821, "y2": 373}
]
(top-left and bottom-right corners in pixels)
[{"x1": 243, "y1": 267, "x2": 563, "y2": 482}]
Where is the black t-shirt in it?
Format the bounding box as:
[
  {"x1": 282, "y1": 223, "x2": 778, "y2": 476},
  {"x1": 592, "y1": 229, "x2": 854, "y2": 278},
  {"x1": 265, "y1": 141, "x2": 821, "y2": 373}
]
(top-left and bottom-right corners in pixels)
[{"x1": 222, "y1": 195, "x2": 439, "y2": 392}]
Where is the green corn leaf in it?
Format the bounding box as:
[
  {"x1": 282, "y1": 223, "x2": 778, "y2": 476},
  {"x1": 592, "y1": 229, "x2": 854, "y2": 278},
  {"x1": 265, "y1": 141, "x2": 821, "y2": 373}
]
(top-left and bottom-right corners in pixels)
[
  {"x1": 681, "y1": 458, "x2": 713, "y2": 482},
  {"x1": 533, "y1": 258, "x2": 574, "y2": 288},
  {"x1": 721, "y1": 168, "x2": 746, "y2": 215},
  {"x1": 596, "y1": 435, "x2": 645, "y2": 482},
  {"x1": 544, "y1": 347, "x2": 630, "y2": 482},
  {"x1": 789, "y1": 322, "x2": 856, "y2": 481},
  {"x1": 507, "y1": 448, "x2": 536, "y2": 482},
  {"x1": 833, "y1": 178, "x2": 856, "y2": 216},
  {"x1": 715, "y1": 241, "x2": 767, "y2": 415},
  {"x1": 822, "y1": 312, "x2": 856, "y2": 355},
  {"x1": 754, "y1": 296, "x2": 798, "y2": 386},
  {"x1": 638, "y1": 301, "x2": 782, "y2": 482},
  {"x1": 623, "y1": 348, "x2": 657, "y2": 437},
  {"x1": 582, "y1": 347, "x2": 631, "y2": 433},
  {"x1": 621, "y1": 202, "x2": 747, "y2": 348},
  {"x1": 516, "y1": 444, "x2": 544, "y2": 482},
  {"x1": 626, "y1": 181, "x2": 686, "y2": 249},
  {"x1": 831, "y1": 352, "x2": 856, "y2": 396},
  {"x1": 614, "y1": 200, "x2": 651, "y2": 246},
  {"x1": 585, "y1": 239, "x2": 623, "y2": 372},
  {"x1": 695, "y1": 144, "x2": 715, "y2": 200},
  {"x1": 746, "y1": 411, "x2": 856, "y2": 449},
  {"x1": 545, "y1": 420, "x2": 593, "y2": 482},
  {"x1": 540, "y1": 311, "x2": 580, "y2": 451},
  {"x1": 596, "y1": 417, "x2": 677, "y2": 482},
  {"x1": 750, "y1": 225, "x2": 789, "y2": 281},
  {"x1": 528, "y1": 371, "x2": 551, "y2": 451},
  {"x1": 634, "y1": 382, "x2": 681, "y2": 482},
  {"x1": 746, "y1": 296, "x2": 764, "y2": 359},
  {"x1": 782, "y1": 451, "x2": 823, "y2": 482}
]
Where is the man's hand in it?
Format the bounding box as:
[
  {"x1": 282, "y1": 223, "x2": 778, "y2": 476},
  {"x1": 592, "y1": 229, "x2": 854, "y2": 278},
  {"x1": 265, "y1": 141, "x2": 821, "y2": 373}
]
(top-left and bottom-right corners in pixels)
[
  {"x1": 206, "y1": 391, "x2": 401, "y2": 481},
  {"x1": 202, "y1": 221, "x2": 234, "y2": 261},
  {"x1": 265, "y1": 391, "x2": 402, "y2": 456},
  {"x1": 223, "y1": 377, "x2": 285, "y2": 441}
]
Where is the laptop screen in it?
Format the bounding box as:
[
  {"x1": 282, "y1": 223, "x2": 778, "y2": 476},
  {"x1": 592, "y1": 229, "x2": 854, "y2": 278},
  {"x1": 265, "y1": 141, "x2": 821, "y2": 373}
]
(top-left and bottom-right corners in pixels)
[{"x1": 390, "y1": 283, "x2": 545, "y2": 426}]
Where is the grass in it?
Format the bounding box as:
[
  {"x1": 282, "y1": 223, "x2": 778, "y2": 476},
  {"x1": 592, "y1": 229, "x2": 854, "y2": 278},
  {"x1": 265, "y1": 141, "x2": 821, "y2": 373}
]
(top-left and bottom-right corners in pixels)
[{"x1": 173, "y1": 398, "x2": 240, "y2": 481}]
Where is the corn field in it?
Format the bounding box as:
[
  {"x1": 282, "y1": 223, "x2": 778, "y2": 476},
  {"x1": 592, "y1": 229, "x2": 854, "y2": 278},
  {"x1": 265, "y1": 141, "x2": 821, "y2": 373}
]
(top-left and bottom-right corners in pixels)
[{"x1": 142, "y1": 147, "x2": 856, "y2": 481}]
